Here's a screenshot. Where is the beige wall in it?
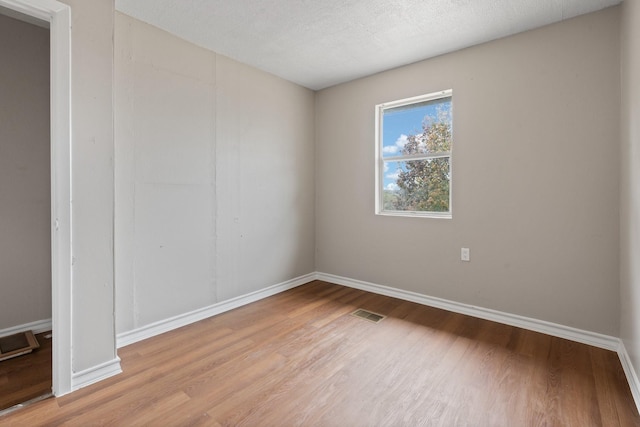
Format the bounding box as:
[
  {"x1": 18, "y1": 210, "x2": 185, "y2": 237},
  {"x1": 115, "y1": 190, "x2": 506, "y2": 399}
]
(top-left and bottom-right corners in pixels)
[
  {"x1": 0, "y1": 13, "x2": 51, "y2": 331},
  {"x1": 316, "y1": 8, "x2": 620, "y2": 335},
  {"x1": 114, "y1": 13, "x2": 315, "y2": 334},
  {"x1": 60, "y1": 0, "x2": 116, "y2": 373},
  {"x1": 620, "y1": 0, "x2": 640, "y2": 376},
  {"x1": 115, "y1": 13, "x2": 216, "y2": 331},
  {"x1": 215, "y1": 54, "x2": 316, "y2": 301}
]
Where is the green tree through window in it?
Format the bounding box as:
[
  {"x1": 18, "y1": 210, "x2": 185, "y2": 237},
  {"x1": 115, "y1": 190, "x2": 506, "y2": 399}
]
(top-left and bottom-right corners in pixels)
[{"x1": 377, "y1": 90, "x2": 452, "y2": 217}]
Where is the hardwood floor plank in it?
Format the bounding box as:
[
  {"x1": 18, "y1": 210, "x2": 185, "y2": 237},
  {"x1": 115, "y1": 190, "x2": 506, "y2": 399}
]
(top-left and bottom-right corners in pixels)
[
  {"x1": 591, "y1": 347, "x2": 623, "y2": 426},
  {"x1": 0, "y1": 331, "x2": 52, "y2": 411},
  {"x1": 1, "y1": 281, "x2": 638, "y2": 426},
  {"x1": 558, "y1": 340, "x2": 602, "y2": 426}
]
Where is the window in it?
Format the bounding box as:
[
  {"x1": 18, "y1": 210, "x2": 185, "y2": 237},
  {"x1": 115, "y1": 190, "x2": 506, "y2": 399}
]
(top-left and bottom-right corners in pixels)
[{"x1": 375, "y1": 90, "x2": 453, "y2": 218}]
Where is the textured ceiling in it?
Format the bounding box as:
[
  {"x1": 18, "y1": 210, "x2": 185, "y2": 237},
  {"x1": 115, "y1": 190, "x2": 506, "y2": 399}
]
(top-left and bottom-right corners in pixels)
[{"x1": 115, "y1": 0, "x2": 621, "y2": 90}]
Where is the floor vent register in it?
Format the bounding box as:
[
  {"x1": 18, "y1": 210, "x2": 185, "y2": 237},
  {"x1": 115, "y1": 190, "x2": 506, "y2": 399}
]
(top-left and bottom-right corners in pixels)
[
  {"x1": 350, "y1": 309, "x2": 386, "y2": 323},
  {"x1": 0, "y1": 330, "x2": 40, "y2": 362}
]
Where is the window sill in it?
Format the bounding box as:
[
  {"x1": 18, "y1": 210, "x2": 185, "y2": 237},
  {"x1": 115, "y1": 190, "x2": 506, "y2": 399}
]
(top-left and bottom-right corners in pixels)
[{"x1": 376, "y1": 211, "x2": 452, "y2": 219}]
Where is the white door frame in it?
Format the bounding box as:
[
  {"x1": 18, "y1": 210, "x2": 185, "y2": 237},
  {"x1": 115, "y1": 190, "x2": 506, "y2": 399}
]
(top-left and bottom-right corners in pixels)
[{"x1": 0, "y1": 0, "x2": 72, "y2": 396}]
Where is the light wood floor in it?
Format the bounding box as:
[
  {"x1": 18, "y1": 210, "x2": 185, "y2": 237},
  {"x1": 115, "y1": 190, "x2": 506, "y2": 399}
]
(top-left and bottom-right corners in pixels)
[
  {"x1": 0, "y1": 331, "x2": 52, "y2": 411},
  {"x1": 2, "y1": 281, "x2": 638, "y2": 426}
]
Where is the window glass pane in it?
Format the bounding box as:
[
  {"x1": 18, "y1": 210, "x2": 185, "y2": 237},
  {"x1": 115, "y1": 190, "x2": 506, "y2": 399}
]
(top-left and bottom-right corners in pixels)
[
  {"x1": 382, "y1": 97, "x2": 452, "y2": 158},
  {"x1": 382, "y1": 158, "x2": 450, "y2": 212}
]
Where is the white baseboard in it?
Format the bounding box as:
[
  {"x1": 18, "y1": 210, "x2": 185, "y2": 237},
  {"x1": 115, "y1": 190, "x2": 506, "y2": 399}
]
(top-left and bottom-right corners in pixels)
[
  {"x1": 71, "y1": 357, "x2": 122, "y2": 391},
  {"x1": 111, "y1": 270, "x2": 640, "y2": 414},
  {"x1": 618, "y1": 342, "x2": 640, "y2": 411},
  {"x1": 116, "y1": 272, "x2": 316, "y2": 348},
  {"x1": 0, "y1": 318, "x2": 52, "y2": 337},
  {"x1": 315, "y1": 272, "x2": 620, "y2": 351}
]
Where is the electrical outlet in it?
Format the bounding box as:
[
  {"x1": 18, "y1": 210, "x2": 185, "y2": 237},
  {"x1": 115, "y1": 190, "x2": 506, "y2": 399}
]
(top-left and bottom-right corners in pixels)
[{"x1": 461, "y1": 247, "x2": 470, "y2": 261}]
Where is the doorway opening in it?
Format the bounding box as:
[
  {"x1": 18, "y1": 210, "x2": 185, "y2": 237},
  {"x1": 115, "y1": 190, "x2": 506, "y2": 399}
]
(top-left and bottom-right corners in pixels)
[
  {"x1": 0, "y1": 0, "x2": 72, "y2": 405},
  {"x1": 0, "y1": 7, "x2": 51, "y2": 412}
]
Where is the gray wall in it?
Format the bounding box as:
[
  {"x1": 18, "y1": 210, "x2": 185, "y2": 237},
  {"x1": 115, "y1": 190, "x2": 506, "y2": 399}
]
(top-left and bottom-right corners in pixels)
[
  {"x1": 0, "y1": 13, "x2": 51, "y2": 331},
  {"x1": 114, "y1": 13, "x2": 315, "y2": 334},
  {"x1": 60, "y1": 0, "x2": 116, "y2": 373},
  {"x1": 315, "y1": 8, "x2": 620, "y2": 335},
  {"x1": 620, "y1": 0, "x2": 640, "y2": 379}
]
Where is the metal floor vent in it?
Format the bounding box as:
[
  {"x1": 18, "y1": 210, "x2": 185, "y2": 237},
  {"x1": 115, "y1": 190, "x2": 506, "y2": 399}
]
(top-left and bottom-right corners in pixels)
[
  {"x1": 0, "y1": 330, "x2": 40, "y2": 362},
  {"x1": 351, "y1": 309, "x2": 385, "y2": 323}
]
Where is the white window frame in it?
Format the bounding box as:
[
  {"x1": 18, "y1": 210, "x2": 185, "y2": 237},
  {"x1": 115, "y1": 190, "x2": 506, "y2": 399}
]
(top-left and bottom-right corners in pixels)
[{"x1": 375, "y1": 89, "x2": 453, "y2": 219}]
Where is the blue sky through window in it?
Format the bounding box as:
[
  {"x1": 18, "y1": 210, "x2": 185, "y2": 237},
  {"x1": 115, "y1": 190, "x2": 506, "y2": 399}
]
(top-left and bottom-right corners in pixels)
[{"x1": 382, "y1": 99, "x2": 451, "y2": 191}]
